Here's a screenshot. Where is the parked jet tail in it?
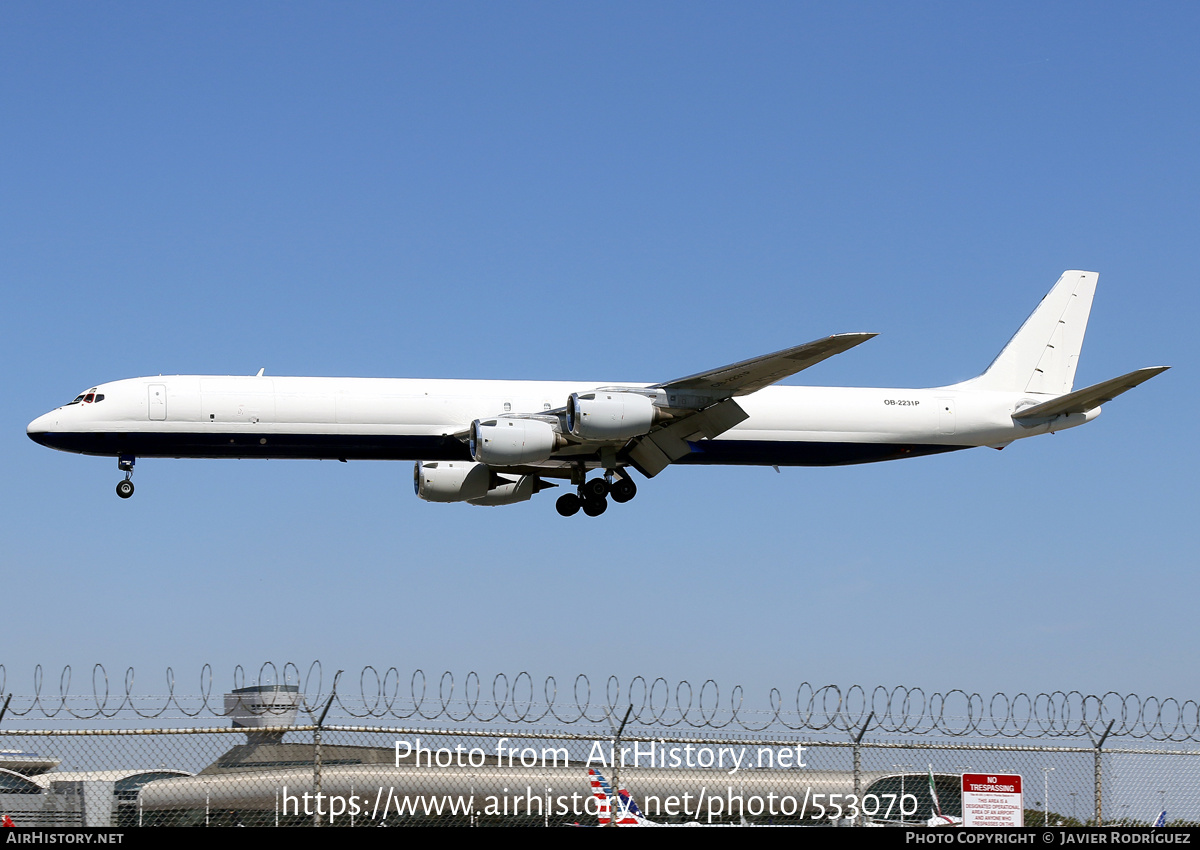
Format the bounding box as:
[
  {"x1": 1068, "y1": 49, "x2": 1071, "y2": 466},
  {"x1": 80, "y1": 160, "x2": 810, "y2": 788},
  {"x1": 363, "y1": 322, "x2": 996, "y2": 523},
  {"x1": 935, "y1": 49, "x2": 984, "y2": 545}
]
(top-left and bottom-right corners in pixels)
[{"x1": 588, "y1": 768, "x2": 653, "y2": 826}]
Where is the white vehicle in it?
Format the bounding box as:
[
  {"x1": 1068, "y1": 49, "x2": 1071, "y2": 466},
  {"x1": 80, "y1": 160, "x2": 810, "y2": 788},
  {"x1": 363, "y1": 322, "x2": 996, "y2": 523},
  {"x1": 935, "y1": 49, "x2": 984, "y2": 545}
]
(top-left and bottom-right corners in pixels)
[{"x1": 27, "y1": 271, "x2": 1166, "y2": 516}]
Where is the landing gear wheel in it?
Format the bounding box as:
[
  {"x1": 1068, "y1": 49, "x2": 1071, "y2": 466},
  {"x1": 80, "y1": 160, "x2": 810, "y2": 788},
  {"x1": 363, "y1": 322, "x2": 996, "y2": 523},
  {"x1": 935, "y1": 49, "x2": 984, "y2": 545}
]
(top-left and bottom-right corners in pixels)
[
  {"x1": 116, "y1": 456, "x2": 136, "y2": 499},
  {"x1": 555, "y1": 493, "x2": 581, "y2": 517},
  {"x1": 581, "y1": 497, "x2": 608, "y2": 517},
  {"x1": 581, "y1": 477, "x2": 609, "y2": 500},
  {"x1": 610, "y1": 477, "x2": 637, "y2": 503}
]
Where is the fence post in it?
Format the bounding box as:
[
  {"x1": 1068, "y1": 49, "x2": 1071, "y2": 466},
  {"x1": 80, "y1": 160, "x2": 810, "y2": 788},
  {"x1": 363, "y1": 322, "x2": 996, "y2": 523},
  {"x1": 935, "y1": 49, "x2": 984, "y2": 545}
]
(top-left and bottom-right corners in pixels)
[
  {"x1": 604, "y1": 705, "x2": 633, "y2": 827},
  {"x1": 1093, "y1": 719, "x2": 1114, "y2": 826},
  {"x1": 852, "y1": 712, "x2": 874, "y2": 826},
  {"x1": 311, "y1": 671, "x2": 342, "y2": 827}
]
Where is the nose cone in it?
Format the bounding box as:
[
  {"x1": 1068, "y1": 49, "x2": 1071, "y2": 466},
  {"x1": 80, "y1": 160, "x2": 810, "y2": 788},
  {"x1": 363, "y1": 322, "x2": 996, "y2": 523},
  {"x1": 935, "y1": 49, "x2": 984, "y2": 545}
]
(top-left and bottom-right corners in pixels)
[{"x1": 27, "y1": 411, "x2": 57, "y2": 447}]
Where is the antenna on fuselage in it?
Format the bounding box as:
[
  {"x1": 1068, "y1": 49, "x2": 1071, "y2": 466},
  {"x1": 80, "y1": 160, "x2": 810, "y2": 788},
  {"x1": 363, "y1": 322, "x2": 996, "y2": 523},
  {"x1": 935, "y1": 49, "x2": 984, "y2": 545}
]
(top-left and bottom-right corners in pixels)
[{"x1": 255, "y1": 368, "x2": 265, "y2": 377}]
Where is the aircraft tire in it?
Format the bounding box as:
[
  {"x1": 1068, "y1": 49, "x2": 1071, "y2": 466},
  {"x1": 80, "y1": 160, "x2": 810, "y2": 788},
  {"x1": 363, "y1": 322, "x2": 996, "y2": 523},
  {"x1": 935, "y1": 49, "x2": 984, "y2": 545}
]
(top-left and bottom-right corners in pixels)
[
  {"x1": 610, "y1": 478, "x2": 637, "y2": 503},
  {"x1": 555, "y1": 493, "x2": 581, "y2": 517},
  {"x1": 581, "y1": 477, "x2": 609, "y2": 500},
  {"x1": 116, "y1": 480, "x2": 135, "y2": 499},
  {"x1": 581, "y1": 496, "x2": 607, "y2": 517}
]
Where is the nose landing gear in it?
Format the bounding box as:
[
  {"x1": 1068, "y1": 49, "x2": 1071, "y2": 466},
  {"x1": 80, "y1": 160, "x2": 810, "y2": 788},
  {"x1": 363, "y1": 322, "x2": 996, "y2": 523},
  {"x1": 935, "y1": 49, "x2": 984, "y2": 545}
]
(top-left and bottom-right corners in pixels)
[{"x1": 116, "y1": 456, "x2": 135, "y2": 499}]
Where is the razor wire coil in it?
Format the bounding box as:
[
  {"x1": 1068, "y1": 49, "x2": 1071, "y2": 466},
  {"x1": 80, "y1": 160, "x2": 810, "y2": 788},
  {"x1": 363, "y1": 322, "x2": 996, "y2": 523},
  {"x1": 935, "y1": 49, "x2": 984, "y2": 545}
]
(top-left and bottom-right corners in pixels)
[{"x1": 2, "y1": 662, "x2": 1198, "y2": 742}]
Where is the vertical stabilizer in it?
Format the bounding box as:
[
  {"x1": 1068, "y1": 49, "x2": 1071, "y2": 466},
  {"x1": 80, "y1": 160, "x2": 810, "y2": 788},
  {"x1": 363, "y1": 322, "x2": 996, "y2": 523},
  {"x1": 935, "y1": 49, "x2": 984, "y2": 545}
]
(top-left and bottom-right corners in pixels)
[{"x1": 961, "y1": 270, "x2": 1097, "y2": 394}]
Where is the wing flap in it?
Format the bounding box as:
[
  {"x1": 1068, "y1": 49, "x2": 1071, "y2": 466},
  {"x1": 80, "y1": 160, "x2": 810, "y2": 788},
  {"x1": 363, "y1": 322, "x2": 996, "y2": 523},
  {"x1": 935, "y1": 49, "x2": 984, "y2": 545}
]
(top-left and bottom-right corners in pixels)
[
  {"x1": 626, "y1": 399, "x2": 749, "y2": 477},
  {"x1": 1012, "y1": 366, "x2": 1168, "y2": 422}
]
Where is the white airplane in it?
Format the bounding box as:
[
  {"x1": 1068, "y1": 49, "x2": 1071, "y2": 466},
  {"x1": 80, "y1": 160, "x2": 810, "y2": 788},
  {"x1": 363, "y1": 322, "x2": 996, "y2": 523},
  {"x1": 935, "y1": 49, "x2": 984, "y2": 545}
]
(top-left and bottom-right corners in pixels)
[{"x1": 27, "y1": 271, "x2": 1166, "y2": 517}]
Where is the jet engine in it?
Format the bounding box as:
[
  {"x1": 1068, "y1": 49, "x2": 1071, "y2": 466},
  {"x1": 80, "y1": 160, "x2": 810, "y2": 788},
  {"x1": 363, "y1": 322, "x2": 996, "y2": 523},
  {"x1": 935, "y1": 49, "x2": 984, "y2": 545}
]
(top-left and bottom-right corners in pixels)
[
  {"x1": 469, "y1": 418, "x2": 559, "y2": 466},
  {"x1": 468, "y1": 474, "x2": 538, "y2": 506},
  {"x1": 413, "y1": 460, "x2": 491, "y2": 502},
  {"x1": 414, "y1": 461, "x2": 545, "y2": 507},
  {"x1": 566, "y1": 391, "x2": 658, "y2": 441}
]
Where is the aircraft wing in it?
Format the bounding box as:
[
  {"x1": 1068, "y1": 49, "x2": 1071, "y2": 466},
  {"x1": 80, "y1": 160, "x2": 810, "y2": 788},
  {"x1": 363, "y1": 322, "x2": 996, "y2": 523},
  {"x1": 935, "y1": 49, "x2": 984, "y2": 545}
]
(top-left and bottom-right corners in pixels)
[
  {"x1": 466, "y1": 332, "x2": 877, "y2": 478},
  {"x1": 1012, "y1": 366, "x2": 1169, "y2": 422},
  {"x1": 620, "y1": 333, "x2": 874, "y2": 477},
  {"x1": 653, "y1": 332, "x2": 876, "y2": 402}
]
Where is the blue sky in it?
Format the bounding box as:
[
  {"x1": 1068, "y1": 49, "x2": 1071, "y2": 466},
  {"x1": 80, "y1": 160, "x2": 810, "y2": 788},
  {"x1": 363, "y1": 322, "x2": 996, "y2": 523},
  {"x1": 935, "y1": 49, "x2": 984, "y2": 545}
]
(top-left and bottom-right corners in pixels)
[{"x1": 3, "y1": 3, "x2": 1197, "y2": 712}]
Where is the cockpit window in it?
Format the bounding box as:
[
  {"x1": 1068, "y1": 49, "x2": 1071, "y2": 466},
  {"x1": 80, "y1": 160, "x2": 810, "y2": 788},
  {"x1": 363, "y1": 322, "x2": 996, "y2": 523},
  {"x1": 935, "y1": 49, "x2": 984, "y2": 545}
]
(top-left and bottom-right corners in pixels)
[{"x1": 68, "y1": 388, "x2": 100, "y2": 405}]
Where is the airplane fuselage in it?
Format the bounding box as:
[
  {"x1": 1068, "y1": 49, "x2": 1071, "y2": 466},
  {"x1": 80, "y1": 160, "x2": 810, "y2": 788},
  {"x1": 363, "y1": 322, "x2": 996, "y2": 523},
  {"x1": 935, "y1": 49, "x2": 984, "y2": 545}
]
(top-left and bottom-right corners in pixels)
[{"x1": 26, "y1": 374, "x2": 1091, "y2": 468}]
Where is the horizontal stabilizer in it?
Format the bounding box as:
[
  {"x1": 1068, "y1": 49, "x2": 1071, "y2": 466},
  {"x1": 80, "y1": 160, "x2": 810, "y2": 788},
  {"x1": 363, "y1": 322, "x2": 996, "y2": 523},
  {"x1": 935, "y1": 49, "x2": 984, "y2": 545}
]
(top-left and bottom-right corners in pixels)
[
  {"x1": 1012, "y1": 366, "x2": 1169, "y2": 422},
  {"x1": 655, "y1": 332, "x2": 876, "y2": 400}
]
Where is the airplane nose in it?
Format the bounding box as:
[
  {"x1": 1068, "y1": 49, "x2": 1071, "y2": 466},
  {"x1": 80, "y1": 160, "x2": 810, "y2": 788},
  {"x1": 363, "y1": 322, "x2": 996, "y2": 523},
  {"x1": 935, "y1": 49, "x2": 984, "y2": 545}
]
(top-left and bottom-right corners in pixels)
[{"x1": 27, "y1": 412, "x2": 56, "y2": 446}]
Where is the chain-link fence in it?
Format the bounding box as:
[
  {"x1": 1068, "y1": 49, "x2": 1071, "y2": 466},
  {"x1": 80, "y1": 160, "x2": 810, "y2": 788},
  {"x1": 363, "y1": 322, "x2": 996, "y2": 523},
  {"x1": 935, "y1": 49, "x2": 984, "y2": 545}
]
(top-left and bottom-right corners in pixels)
[{"x1": 1, "y1": 665, "x2": 1197, "y2": 827}]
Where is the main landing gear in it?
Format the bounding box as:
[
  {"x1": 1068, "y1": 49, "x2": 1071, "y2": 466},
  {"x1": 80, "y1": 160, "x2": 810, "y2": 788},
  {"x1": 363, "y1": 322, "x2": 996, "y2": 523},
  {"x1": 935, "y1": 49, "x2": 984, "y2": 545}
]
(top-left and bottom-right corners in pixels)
[
  {"x1": 554, "y1": 470, "x2": 637, "y2": 517},
  {"x1": 116, "y1": 456, "x2": 135, "y2": 499}
]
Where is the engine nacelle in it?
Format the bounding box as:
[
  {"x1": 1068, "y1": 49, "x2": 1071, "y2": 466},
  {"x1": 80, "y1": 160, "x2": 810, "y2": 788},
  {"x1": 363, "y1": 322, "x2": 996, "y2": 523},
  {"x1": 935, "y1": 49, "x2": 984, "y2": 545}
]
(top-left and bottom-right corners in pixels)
[
  {"x1": 566, "y1": 391, "x2": 657, "y2": 441},
  {"x1": 413, "y1": 460, "x2": 491, "y2": 502},
  {"x1": 413, "y1": 461, "x2": 539, "y2": 507},
  {"x1": 467, "y1": 474, "x2": 536, "y2": 506},
  {"x1": 470, "y1": 418, "x2": 558, "y2": 466}
]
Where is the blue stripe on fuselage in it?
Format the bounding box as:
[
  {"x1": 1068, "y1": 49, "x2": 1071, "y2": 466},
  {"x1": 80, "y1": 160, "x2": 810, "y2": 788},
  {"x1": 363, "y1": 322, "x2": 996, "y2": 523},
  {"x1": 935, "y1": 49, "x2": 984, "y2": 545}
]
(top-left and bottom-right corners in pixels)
[
  {"x1": 27, "y1": 431, "x2": 472, "y2": 462},
  {"x1": 673, "y1": 439, "x2": 965, "y2": 466},
  {"x1": 29, "y1": 430, "x2": 965, "y2": 467}
]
